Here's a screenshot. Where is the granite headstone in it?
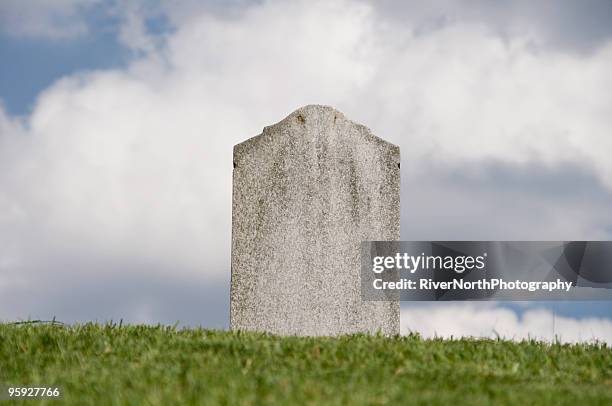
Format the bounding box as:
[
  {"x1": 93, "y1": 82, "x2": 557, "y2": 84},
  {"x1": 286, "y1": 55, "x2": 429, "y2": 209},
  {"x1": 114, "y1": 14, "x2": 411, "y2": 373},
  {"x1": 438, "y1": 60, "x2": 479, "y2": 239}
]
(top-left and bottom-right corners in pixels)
[{"x1": 230, "y1": 105, "x2": 400, "y2": 336}]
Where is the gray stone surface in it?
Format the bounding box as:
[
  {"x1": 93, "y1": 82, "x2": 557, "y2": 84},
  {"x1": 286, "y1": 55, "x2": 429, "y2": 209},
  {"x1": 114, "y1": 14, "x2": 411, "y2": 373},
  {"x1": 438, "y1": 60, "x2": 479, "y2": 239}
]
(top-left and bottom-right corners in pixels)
[{"x1": 230, "y1": 105, "x2": 400, "y2": 336}]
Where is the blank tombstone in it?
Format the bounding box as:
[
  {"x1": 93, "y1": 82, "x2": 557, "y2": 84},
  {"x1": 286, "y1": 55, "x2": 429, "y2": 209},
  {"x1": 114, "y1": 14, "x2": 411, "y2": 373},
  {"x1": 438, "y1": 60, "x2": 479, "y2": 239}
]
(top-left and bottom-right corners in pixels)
[{"x1": 231, "y1": 105, "x2": 399, "y2": 336}]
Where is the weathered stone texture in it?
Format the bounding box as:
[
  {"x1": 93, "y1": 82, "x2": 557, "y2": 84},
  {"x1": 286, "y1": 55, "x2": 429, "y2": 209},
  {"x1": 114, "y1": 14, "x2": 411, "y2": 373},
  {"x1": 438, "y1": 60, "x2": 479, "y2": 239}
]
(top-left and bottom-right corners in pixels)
[{"x1": 231, "y1": 105, "x2": 400, "y2": 336}]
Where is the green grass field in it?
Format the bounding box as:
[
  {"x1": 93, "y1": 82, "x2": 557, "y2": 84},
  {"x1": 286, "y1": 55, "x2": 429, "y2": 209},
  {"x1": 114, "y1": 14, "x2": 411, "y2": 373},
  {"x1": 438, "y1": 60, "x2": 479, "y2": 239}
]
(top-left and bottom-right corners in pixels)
[{"x1": 0, "y1": 322, "x2": 610, "y2": 405}]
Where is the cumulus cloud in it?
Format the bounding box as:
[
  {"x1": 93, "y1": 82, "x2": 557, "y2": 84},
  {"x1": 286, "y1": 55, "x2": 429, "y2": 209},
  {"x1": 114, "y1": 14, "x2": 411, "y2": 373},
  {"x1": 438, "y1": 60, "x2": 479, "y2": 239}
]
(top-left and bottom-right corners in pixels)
[
  {"x1": 369, "y1": 0, "x2": 612, "y2": 53},
  {"x1": 0, "y1": 0, "x2": 610, "y2": 330},
  {"x1": 401, "y1": 304, "x2": 612, "y2": 344}
]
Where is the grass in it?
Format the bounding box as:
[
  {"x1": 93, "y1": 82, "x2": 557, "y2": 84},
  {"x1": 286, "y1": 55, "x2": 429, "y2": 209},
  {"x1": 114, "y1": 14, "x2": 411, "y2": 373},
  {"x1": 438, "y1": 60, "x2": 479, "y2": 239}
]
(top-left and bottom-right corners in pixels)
[{"x1": 0, "y1": 322, "x2": 610, "y2": 405}]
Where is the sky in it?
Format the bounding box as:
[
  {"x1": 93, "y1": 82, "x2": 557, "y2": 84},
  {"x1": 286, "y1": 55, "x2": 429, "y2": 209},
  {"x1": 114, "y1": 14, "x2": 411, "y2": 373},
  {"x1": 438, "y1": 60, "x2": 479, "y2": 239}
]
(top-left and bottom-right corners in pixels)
[{"x1": 0, "y1": 0, "x2": 610, "y2": 343}]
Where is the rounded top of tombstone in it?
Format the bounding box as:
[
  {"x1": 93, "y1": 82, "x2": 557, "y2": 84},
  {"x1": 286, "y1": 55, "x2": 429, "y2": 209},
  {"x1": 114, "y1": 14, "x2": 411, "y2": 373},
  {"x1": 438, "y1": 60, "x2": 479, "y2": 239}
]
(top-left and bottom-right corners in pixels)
[
  {"x1": 233, "y1": 104, "x2": 399, "y2": 162},
  {"x1": 269, "y1": 105, "x2": 394, "y2": 144},
  {"x1": 272, "y1": 104, "x2": 351, "y2": 130}
]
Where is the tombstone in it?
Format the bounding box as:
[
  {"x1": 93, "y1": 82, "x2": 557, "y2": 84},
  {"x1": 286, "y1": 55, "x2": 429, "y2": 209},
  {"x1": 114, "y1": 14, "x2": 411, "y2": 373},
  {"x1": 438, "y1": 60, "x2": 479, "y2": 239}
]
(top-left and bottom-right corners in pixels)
[{"x1": 230, "y1": 105, "x2": 400, "y2": 336}]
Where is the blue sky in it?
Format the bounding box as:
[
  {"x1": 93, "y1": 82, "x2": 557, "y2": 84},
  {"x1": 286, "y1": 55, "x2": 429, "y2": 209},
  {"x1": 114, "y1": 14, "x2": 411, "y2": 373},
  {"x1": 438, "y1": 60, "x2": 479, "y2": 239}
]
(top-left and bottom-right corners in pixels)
[
  {"x1": 0, "y1": 3, "x2": 151, "y2": 116},
  {"x1": 0, "y1": 33, "x2": 126, "y2": 116},
  {"x1": 0, "y1": 0, "x2": 610, "y2": 342}
]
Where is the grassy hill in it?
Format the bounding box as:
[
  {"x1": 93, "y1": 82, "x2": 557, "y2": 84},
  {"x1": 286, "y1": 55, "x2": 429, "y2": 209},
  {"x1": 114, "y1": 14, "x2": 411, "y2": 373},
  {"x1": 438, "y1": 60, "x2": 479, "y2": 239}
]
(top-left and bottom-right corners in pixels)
[{"x1": 0, "y1": 322, "x2": 610, "y2": 405}]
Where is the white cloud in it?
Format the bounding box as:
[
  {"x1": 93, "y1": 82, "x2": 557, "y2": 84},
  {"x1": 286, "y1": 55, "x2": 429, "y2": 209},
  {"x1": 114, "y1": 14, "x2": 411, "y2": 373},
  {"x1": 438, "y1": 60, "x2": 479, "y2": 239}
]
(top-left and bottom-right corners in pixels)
[
  {"x1": 0, "y1": 0, "x2": 610, "y2": 328},
  {"x1": 351, "y1": 22, "x2": 612, "y2": 188},
  {"x1": 0, "y1": 0, "x2": 100, "y2": 39},
  {"x1": 401, "y1": 304, "x2": 612, "y2": 344}
]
